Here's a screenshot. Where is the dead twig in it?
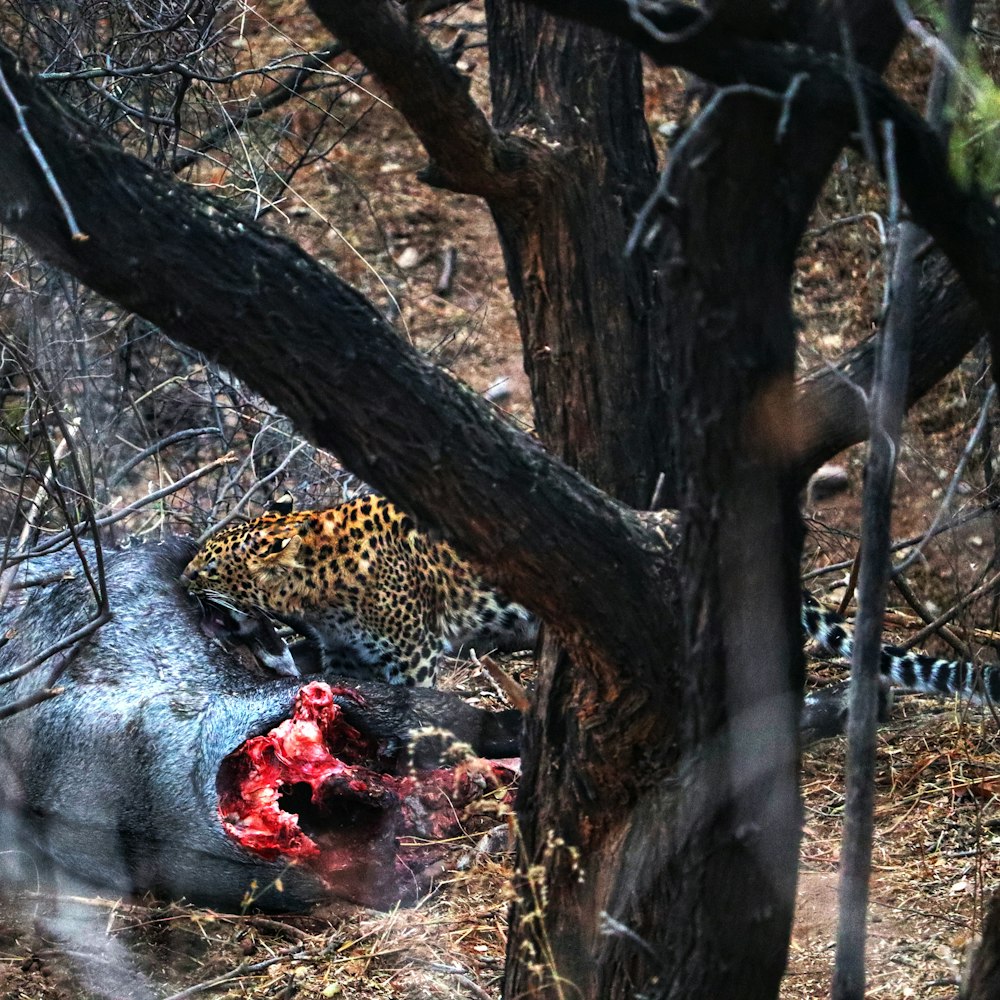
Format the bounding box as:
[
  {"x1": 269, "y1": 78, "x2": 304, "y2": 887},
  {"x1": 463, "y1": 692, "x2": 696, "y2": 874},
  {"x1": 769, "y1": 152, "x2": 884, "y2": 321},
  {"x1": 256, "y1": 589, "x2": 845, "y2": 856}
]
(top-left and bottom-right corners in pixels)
[
  {"x1": 894, "y1": 383, "x2": 996, "y2": 577},
  {"x1": 0, "y1": 608, "x2": 110, "y2": 688},
  {"x1": 108, "y1": 426, "x2": 223, "y2": 488},
  {"x1": 471, "y1": 649, "x2": 530, "y2": 712},
  {"x1": 0, "y1": 682, "x2": 63, "y2": 720},
  {"x1": 0, "y1": 64, "x2": 86, "y2": 240},
  {"x1": 10, "y1": 453, "x2": 236, "y2": 565},
  {"x1": 159, "y1": 947, "x2": 306, "y2": 1000}
]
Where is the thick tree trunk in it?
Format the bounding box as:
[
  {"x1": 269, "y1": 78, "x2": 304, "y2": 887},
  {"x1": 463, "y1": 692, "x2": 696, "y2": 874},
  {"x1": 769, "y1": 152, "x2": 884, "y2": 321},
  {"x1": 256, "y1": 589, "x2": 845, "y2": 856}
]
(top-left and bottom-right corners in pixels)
[
  {"x1": 590, "y1": 90, "x2": 807, "y2": 998},
  {"x1": 491, "y1": 6, "x2": 904, "y2": 999},
  {"x1": 485, "y1": 3, "x2": 667, "y2": 505},
  {"x1": 480, "y1": 14, "x2": 689, "y2": 998}
]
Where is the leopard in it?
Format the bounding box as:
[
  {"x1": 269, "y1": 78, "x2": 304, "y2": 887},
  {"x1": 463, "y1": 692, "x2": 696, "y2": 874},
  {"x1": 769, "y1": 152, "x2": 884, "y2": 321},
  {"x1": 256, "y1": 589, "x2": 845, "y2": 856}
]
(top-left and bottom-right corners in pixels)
[
  {"x1": 801, "y1": 590, "x2": 1000, "y2": 703},
  {"x1": 181, "y1": 494, "x2": 537, "y2": 687},
  {"x1": 182, "y1": 491, "x2": 998, "y2": 701}
]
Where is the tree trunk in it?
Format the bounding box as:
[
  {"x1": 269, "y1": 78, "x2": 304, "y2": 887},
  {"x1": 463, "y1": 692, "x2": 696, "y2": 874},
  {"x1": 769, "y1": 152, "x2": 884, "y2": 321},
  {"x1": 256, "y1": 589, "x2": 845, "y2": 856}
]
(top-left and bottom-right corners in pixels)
[
  {"x1": 487, "y1": 6, "x2": 910, "y2": 999},
  {"x1": 485, "y1": 3, "x2": 668, "y2": 505},
  {"x1": 479, "y1": 13, "x2": 690, "y2": 997},
  {"x1": 963, "y1": 891, "x2": 1000, "y2": 1000}
]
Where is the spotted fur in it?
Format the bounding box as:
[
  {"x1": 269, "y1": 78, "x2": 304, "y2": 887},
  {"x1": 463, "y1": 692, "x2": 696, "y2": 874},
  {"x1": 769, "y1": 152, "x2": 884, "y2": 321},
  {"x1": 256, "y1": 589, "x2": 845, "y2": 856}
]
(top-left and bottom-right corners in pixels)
[
  {"x1": 802, "y1": 590, "x2": 1000, "y2": 702},
  {"x1": 181, "y1": 495, "x2": 537, "y2": 687}
]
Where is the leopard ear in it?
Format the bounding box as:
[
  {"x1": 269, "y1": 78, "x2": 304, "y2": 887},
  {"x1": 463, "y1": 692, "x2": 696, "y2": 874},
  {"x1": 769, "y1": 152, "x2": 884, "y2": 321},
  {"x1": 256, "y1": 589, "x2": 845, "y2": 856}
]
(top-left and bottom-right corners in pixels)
[
  {"x1": 256, "y1": 534, "x2": 303, "y2": 565},
  {"x1": 268, "y1": 491, "x2": 295, "y2": 516}
]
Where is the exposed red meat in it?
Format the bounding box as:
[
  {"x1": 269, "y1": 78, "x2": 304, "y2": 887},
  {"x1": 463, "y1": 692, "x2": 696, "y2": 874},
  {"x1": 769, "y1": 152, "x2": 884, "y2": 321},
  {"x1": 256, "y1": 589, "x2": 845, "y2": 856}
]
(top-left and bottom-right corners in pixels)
[{"x1": 216, "y1": 681, "x2": 515, "y2": 907}]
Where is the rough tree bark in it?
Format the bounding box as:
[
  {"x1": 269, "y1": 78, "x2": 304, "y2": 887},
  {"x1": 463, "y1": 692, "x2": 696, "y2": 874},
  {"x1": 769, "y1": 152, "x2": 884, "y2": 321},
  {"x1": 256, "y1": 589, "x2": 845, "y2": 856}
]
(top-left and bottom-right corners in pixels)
[
  {"x1": 483, "y1": 3, "x2": 667, "y2": 504},
  {"x1": 489, "y1": 5, "x2": 903, "y2": 997},
  {"x1": 0, "y1": 0, "x2": 998, "y2": 997},
  {"x1": 963, "y1": 891, "x2": 1000, "y2": 1000}
]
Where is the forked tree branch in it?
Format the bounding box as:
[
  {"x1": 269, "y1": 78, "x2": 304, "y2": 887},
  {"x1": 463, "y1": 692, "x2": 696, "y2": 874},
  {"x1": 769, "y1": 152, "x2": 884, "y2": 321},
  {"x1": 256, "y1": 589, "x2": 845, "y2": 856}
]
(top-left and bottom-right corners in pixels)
[
  {"x1": 517, "y1": 0, "x2": 1000, "y2": 372},
  {"x1": 308, "y1": 0, "x2": 546, "y2": 198}
]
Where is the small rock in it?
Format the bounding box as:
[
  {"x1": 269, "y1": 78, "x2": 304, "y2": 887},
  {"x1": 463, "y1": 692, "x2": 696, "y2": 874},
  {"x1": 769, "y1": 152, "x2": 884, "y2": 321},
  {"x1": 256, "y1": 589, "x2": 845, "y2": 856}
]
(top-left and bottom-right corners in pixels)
[
  {"x1": 807, "y1": 464, "x2": 850, "y2": 503},
  {"x1": 485, "y1": 377, "x2": 512, "y2": 404},
  {"x1": 395, "y1": 246, "x2": 421, "y2": 269}
]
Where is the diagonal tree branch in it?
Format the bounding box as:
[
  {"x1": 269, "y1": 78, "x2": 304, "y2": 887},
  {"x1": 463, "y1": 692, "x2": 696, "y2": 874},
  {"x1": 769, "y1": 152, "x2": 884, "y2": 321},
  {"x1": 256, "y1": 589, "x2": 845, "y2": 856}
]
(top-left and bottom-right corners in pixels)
[
  {"x1": 0, "y1": 45, "x2": 673, "y2": 680},
  {"x1": 796, "y1": 250, "x2": 984, "y2": 481}
]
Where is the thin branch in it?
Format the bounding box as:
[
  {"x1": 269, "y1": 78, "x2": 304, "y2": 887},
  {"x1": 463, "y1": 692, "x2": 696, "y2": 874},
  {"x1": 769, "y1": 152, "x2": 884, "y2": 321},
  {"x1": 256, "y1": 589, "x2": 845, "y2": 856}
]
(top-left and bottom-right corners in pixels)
[
  {"x1": 0, "y1": 607, "x2": 110, "y2": 687},
  {"x1": 891, "y1": 0, "x2": 968, "y2": 82},
  {"x1": 10, "y1": 453, "x2": 237, "y2": 566},
  {"x1": 833, "y1": 118, "x2": 918, "y2": 1000},
  {"x1": 805, "y1": 211, "x2": 886, "y2": 243},
  {"x1": 832, "y1": 0, "x2": 970, "y2": 980},
  {"x1": 37, "y1": 381, "x2": 108, "y2": 611},
  {"x1": 107, "y1": 426, "x2": 222, "y2": 487},
  {"x1": 803, "y1": 501, "x2": 999, "y2": 581},
  {"x1": 0, "y1": 682, "x2": 64, "y2": 721},
  {"x1": 170, "y1": 43, "x2": 349, "y2": 172},
  {"x1": 0, "y1": 336, "x2": 109, "y2": 612},
  {"x1": 834, "y1": 0, "x2": 879, "y2": 165},
  {"x1": 194, "y1": 441, "x2": 309, "y2": 544},
  {"x1": 5, "y1": 569, "x2": 77, "y2": 591},
  {"x1": 894, "y1": 383, "x2": 996, "y2": 575},
  {"x1": 0, "y1": 64, "x2": 85, "y2": 240},
  {"x1": 891, "y1": 571, "x2": 972, "y2": 660},
  {"x1": 624, "y1": 0, "x2": 705, "y2": 44},
  {"x1": 903, "y1": 564, "x2": 1000, "y2": 652}
]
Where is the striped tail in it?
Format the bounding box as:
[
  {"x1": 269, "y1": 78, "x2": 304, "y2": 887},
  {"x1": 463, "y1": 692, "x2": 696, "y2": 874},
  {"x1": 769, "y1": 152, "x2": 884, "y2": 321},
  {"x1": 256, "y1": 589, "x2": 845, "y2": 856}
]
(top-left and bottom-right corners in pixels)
[{"x1": 801, "y1": 590, "x2": 1000, "y2": 703}]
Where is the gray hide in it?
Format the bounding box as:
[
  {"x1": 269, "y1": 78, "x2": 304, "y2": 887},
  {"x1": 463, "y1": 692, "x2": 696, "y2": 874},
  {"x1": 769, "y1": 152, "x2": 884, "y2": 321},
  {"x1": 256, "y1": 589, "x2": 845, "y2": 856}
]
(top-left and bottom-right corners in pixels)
[{"x1": 0, "y1": 539, "x2": 519, "y2": 913}]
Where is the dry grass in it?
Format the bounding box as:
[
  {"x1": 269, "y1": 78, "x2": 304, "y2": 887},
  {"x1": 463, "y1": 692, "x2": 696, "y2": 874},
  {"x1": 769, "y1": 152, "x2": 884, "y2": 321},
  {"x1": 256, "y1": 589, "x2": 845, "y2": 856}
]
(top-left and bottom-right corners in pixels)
[
  {"x1": 0, "y1": 816, "x2": 515, "y2": 999},
  {"x1": 785, "y1": 702, "x2": 1000, "y2": 998}
]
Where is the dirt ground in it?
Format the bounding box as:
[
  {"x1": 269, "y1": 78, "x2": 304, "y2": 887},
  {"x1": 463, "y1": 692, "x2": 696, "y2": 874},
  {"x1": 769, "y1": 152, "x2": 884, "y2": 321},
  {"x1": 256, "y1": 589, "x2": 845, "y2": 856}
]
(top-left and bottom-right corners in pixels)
[{"x1": 3, "y1": 4, "x2": 1000, "y2": 998}]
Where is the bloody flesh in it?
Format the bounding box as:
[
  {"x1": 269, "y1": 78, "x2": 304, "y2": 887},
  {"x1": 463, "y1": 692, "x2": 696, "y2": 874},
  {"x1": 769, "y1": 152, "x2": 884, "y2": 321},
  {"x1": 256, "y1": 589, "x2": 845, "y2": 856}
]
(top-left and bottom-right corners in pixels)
[{"x1": 217, "y1": 681, "x2": 514, "y2": 907}]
